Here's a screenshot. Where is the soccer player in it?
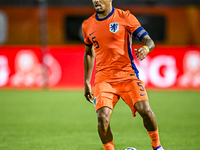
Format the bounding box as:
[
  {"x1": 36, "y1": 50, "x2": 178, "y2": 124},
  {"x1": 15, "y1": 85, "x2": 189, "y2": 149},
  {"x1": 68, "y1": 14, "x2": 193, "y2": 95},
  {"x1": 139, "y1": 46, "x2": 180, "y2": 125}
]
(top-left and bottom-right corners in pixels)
[{"x1": 82, "y1": 0, "x2": 165, "y2": 150}]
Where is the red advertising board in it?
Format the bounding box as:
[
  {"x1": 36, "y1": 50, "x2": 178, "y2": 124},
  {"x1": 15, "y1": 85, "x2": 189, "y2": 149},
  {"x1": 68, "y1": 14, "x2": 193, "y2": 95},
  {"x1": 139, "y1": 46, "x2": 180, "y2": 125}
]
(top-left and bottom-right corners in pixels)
[{"x1": 0, "y1": 45, "x2": 200, "y2": 90}]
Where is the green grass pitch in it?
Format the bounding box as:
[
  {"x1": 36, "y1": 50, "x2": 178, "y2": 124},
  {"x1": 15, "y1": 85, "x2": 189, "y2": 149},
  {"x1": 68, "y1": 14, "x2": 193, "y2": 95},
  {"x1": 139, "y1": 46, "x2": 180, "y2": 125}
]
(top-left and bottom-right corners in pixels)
[{"x1": 0, "y1": 90, "x2": 200, "y2": 150}]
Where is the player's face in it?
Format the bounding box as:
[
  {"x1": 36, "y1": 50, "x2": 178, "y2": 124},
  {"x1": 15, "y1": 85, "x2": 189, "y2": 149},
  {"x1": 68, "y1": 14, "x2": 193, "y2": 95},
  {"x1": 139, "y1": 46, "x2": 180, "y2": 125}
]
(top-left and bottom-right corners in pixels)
[{"x1": 92, "y1": 0, "x2": 112, "y2": 14}]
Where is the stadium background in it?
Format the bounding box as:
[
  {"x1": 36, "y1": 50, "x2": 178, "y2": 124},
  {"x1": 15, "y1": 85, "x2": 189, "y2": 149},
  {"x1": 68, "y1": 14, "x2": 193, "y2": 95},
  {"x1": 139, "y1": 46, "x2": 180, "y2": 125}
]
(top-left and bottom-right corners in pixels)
[
  {"x1": 0, "y1": 0, "x2": 200, "y2": 89},
  {"x1": 0, "y1": 1, "x2": 200, "y2": 150}
]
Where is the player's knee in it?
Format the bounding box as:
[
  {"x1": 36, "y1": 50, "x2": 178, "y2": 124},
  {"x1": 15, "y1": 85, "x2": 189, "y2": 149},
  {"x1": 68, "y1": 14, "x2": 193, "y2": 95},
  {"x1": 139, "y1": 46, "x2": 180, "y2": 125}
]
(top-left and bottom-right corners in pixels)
[
  {"x1": 97, "y1": 115, "x2": 110, "y2": 133},
  {"x1": 138, "y1": 108, "x2": 153, "y2": 119}
]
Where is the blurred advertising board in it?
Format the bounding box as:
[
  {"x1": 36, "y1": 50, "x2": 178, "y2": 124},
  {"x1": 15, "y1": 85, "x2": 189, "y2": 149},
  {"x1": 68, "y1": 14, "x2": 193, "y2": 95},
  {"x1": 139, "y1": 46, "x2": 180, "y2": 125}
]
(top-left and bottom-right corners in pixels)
[{"x1": 0, "y1": 45, "x2": 200, "y2": 90}]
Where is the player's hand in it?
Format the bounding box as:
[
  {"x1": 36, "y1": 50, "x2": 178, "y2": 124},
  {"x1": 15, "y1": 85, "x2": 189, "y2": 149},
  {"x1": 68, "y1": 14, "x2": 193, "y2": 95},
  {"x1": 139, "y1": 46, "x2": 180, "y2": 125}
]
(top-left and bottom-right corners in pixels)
[
  {"x1": 84, "y1": 83, "x2": 94, "y2": 103},
  {"x1": 134, "y1": 47, "x2": 148, "y2": 61}
]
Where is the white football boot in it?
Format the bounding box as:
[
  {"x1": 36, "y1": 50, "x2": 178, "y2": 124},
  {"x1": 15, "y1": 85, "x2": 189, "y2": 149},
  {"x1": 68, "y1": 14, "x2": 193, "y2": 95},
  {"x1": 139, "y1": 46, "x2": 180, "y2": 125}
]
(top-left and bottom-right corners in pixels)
[{"x1": 153, "y1": 146, "x2": 165, "y2": 150}]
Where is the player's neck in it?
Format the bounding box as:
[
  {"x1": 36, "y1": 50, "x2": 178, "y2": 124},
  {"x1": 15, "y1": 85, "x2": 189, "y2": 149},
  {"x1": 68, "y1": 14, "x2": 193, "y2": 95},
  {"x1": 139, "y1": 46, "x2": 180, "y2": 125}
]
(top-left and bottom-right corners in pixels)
[{"x1": 97, "y1": 6, "x2": 113, "y2": 19}]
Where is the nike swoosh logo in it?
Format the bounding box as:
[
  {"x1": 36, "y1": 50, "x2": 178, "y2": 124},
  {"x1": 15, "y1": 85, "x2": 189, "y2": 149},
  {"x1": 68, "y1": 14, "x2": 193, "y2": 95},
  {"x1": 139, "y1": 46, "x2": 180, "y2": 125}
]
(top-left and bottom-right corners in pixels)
[
  {"x1": 140, "y1": 94, "x2": 146, "y2": 96},
  {"x1": 89, "y1": 31, "x2": 96, "y2": 36}
]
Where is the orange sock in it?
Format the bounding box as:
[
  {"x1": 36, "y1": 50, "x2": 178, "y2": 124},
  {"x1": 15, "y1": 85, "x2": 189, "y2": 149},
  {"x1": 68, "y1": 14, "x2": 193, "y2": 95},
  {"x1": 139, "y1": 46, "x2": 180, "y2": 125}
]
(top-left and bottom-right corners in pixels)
[
  {"x1": 103, "y1": 141, "x2": 115, "y2": 150},
  {"x1": 148, "y1": 129, "x2": 161, "y2": 149}
]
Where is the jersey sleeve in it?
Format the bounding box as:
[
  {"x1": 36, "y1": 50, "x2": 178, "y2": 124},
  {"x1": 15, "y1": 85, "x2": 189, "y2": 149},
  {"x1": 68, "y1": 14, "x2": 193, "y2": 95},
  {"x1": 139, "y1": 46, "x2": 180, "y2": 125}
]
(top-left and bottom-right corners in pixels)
[
  {"x1": 124, "y1": 11, "x2": 141, "y2": 34},
  {"x1": 125, "y1": 11, "x2": 149, "y2": 41},
  {"x1": 82, "y1": 21, "x2": 93, "y2": 46}
]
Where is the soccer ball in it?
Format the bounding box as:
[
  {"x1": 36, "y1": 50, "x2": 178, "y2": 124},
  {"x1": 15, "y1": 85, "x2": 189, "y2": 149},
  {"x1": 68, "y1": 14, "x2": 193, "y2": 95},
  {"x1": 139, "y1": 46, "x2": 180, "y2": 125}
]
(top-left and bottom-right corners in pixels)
[{"x1": 124, "y1": 148, "x2": 138, "y2": 150}]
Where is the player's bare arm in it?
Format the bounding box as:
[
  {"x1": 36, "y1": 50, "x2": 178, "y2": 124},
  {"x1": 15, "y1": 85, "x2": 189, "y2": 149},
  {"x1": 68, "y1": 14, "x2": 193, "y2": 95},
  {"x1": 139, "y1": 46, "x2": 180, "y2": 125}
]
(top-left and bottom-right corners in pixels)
[
  {"x1": 134, "y1": 35, "x2": 155, "y2": 61},
  {"x1": 84, "y1": 45, "x2": 95, "y2": 103}
]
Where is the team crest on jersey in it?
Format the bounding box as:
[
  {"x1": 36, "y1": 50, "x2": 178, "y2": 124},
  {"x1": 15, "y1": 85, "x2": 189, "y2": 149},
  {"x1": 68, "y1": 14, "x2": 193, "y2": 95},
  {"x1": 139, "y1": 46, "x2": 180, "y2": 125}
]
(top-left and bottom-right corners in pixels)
[{"x1": 109, "y1": 22, "x2": 119, "y2": 33}]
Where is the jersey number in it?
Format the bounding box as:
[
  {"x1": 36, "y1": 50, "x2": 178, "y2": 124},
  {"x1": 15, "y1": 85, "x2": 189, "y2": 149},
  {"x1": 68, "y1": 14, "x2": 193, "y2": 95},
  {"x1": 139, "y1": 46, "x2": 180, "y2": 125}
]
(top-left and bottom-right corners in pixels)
[
  {"x1": 137, "y1": 82, "x2": 145, "y2": 91},
  {"x1": 92, "y1": 37, "x2": 99, "y2": 49}
]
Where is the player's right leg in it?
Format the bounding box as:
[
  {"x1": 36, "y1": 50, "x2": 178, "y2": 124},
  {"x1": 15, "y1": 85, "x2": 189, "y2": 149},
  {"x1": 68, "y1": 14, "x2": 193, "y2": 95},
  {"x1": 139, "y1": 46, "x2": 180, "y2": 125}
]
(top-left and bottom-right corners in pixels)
[
  {"x1": 97, "y1": 107, "x2": 114, "y2": 150},
  {"x1": 93, "y1": 82, "x2": 119, "y2": 150}
]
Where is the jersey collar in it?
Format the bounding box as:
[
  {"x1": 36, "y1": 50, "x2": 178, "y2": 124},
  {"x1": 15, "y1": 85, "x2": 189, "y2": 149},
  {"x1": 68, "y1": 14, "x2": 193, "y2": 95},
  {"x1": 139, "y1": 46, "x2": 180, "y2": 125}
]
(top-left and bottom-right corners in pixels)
[{"x1": 95, "y1": 7, "x2": 114, "y2": 21}]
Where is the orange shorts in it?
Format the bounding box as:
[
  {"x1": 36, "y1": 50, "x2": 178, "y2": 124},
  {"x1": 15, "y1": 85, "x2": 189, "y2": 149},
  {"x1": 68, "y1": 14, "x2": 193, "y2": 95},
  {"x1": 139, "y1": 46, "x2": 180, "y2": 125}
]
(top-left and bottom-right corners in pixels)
[{"x1": 93, "y1": 79, "x2": 149, "y2": 117}]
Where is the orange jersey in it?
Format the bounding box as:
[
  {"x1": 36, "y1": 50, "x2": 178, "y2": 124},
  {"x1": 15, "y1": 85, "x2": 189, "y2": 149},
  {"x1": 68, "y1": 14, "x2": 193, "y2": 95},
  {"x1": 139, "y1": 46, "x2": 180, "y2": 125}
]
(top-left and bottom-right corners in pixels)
[{"x1": 82, "y1": 7, "x2": 143, "y2": 83}]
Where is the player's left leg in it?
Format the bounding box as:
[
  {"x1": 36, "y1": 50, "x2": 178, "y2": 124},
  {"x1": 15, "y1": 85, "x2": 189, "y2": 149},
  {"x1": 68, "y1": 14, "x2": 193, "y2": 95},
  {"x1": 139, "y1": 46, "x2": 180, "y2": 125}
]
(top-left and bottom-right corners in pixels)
[
  {"x1": 134, "y1": 100, "x2": 163, "y2": 150},
  {"x1": 134, "y1": 100, "x2": 157, "y2": 131},
  {"x1": 119, "y1": 79, "x2": 164, "y2": 150}
]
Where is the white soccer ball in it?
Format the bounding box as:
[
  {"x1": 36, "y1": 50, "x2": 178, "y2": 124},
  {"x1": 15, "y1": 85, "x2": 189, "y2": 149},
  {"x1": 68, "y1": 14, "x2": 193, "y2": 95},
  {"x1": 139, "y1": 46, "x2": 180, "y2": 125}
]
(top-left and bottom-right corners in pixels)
[{"x1": 124, "y1": 148, "x2": 138, "y2": 150}]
